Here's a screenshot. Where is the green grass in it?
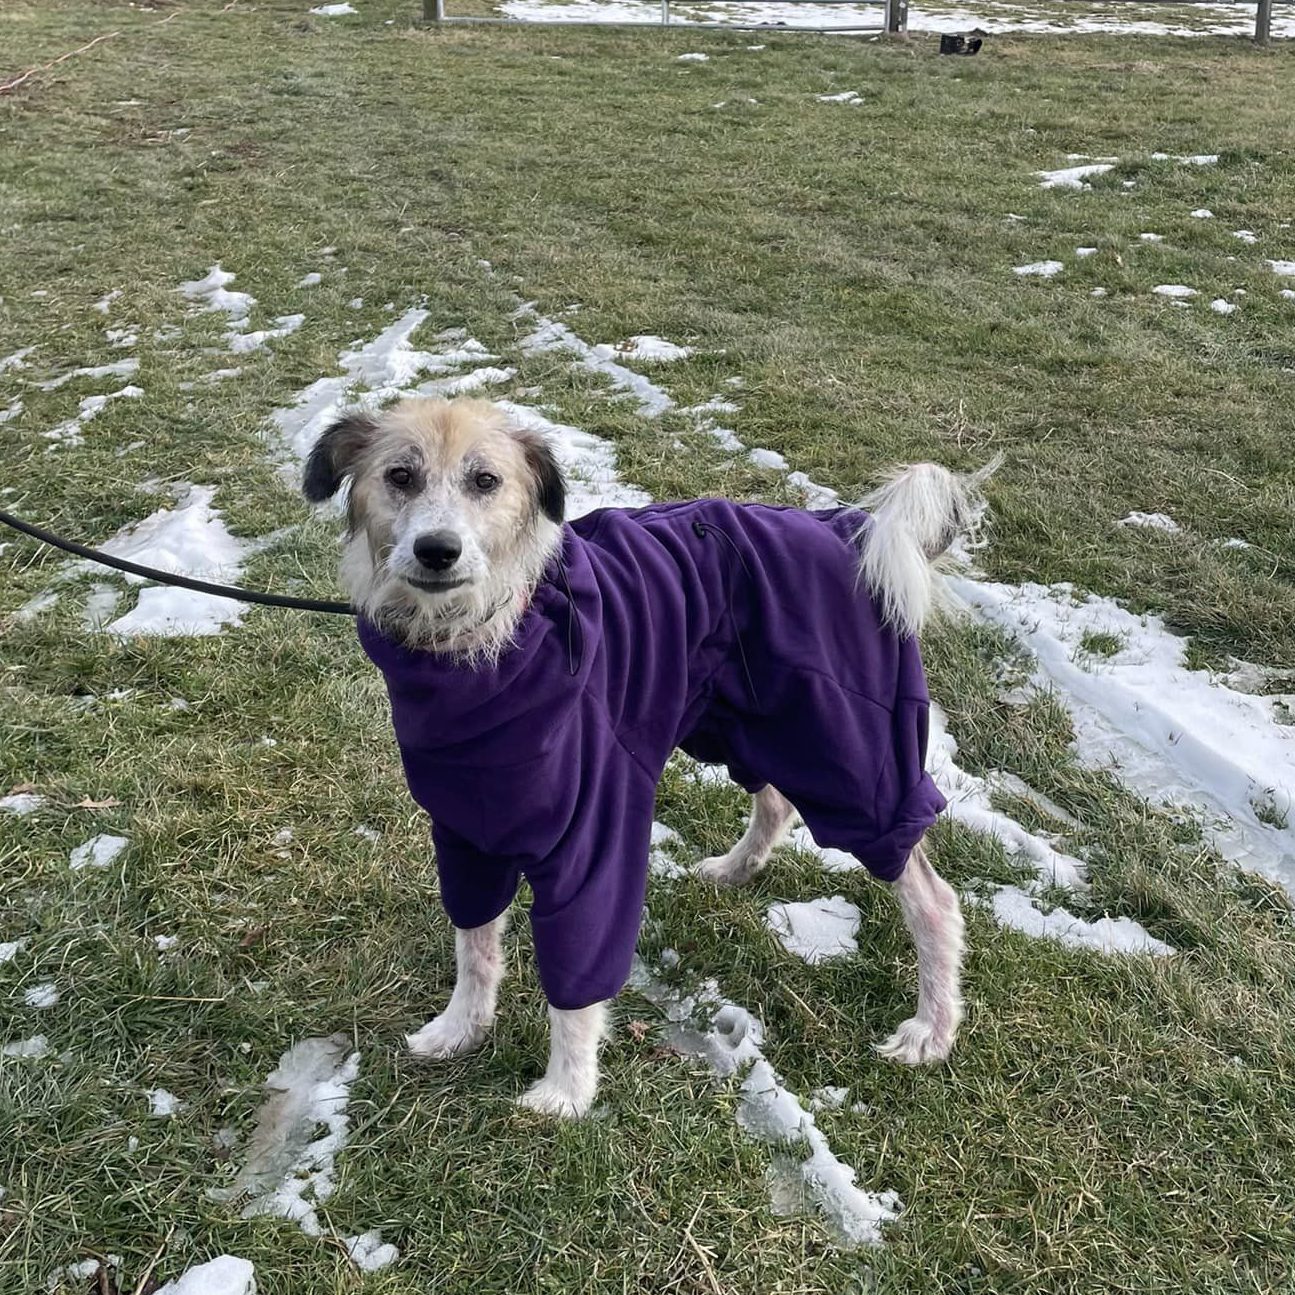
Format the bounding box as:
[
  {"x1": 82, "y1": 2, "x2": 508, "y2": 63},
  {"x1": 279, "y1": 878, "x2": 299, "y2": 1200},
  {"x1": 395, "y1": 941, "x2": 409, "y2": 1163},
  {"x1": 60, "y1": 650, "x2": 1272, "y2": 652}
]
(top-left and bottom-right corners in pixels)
[{"x1": 3, "y1": 4, "x2": 1295, "y2": 1293}]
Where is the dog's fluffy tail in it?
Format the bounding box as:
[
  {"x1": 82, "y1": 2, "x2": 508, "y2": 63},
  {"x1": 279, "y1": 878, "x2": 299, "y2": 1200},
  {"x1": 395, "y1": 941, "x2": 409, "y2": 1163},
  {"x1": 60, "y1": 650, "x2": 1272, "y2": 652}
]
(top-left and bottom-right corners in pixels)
[{"x1": 856, "y1": 455, "x2": 1001, "y2": 637}]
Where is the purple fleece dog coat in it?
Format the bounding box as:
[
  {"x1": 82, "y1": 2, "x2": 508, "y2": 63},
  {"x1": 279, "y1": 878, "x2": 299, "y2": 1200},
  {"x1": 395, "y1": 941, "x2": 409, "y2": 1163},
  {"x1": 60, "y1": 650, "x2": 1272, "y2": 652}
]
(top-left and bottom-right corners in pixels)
[{"x1": 360, "y1": 500, "x2": 946, "y2": 1010}]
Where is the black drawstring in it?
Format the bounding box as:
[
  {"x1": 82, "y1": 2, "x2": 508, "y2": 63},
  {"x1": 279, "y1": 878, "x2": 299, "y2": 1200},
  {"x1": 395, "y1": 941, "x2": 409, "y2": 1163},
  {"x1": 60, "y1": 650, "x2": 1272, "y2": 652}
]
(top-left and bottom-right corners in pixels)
[
  {"x1": 554, "y1": 554, "x2": 583, "y2": 676},
  {"x1": 691, "y1": 519, "x2": 760, "y2": 707}
]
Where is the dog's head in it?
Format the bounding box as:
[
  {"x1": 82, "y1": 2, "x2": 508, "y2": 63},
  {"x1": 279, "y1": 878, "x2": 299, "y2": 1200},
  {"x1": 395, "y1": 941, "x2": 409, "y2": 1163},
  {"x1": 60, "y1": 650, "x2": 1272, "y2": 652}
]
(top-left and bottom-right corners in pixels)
[{"x1": 303, "y1": 397, "x2": 566, "y2": 655}]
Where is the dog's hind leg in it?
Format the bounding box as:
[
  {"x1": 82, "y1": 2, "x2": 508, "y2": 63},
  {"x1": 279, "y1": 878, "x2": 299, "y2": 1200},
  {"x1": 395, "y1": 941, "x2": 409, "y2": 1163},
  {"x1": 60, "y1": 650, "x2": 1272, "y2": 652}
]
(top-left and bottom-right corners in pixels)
[
  {"x1": 517, "y1": 1001, "x2": 607, "y2": 1118},
  {"x1": 697, "y1": 785, "x2": 795, "y2": 887},
  {"x1": 875, "y1": 843, "x2": 965, "y2": 1065},
  {"x1": 406, "y1": 912, "x2": 508, "y2": 1060}
]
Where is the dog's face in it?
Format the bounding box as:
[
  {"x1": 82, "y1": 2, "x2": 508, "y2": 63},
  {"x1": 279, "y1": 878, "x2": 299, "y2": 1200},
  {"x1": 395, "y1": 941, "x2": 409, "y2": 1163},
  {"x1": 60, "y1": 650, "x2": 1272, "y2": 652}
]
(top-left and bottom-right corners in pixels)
[{"x1": 303, "y1": 398, "x2": 565, "y2": 653}]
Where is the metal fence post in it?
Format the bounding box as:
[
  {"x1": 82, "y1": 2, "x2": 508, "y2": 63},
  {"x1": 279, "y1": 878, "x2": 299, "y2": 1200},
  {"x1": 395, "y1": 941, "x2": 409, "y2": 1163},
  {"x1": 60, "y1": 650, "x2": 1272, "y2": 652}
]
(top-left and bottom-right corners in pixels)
[
  {"x1": 424, "y1": 0, "x2": 445, "y2": 21},
  {"x1": 661, "y1": 0, "x2": 670, "y2": 23},
  {"x1": 1255, "y1": 0, "x2": 1272, "y2": 42},
  {"x1": 884, "y1": 0, "x2": 908, "y2": 33}
]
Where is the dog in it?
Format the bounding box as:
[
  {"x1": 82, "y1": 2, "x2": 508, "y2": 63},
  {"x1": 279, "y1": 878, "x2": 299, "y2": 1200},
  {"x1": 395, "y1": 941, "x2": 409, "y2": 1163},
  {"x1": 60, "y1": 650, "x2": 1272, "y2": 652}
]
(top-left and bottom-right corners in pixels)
[{"x1": 304, "y1": 396, "x2": 979, "y2": 1117}]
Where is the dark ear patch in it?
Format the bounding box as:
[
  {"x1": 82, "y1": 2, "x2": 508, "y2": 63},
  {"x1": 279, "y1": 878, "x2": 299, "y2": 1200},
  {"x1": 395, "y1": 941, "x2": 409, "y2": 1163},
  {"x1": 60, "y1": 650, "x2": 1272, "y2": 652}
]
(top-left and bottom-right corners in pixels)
[
  {"x1": 302, "y1": 411, "x2": 379, "y2": 502},
  {"x1": 519, "y1": 432, "x2": 566, "y2": 524}
]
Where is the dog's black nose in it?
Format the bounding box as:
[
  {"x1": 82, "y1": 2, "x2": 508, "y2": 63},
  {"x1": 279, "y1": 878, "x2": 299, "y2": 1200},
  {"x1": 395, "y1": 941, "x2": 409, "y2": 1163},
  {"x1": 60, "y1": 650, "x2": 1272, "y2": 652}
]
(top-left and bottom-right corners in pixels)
[{"x1": 413, "y1": 530, "x2": 462, "y2": 572}]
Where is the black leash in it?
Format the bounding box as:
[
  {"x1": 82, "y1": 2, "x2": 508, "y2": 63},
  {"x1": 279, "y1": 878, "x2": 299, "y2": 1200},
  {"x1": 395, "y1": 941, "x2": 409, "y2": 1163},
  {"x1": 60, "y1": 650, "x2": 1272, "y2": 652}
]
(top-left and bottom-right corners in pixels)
[{"x1": 0, "y1": 507, "x2": 355, "y2": 616}]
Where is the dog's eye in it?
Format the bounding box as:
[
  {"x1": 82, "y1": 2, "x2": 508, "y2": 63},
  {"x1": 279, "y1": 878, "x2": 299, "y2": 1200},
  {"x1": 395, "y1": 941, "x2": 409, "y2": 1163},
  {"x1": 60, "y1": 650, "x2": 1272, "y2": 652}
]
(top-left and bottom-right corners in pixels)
[
  {"x1": 386, "y1": 466, "x2": 414, "y2": 489},
  {"x1": 474, "y1": 471, "x2": 500, "y2": 493}
]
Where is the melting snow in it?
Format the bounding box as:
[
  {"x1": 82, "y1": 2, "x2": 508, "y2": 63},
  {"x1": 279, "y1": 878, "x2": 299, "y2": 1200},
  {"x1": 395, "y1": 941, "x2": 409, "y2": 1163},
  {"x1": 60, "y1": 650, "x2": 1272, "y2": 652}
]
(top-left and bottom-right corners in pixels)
[
  {"x1": 0, "y1": 940, "x2": 26, "y2": 962},
  {"x1": 1138, "y1": 232, "x2": 1164, "y2": 243},
  {"x1": 180, "y1": 265, "x2": 255, "y2": 321},
  {"x1": 766, "y1": 897, "x2": 860, "y2": 964},
  {"x1": 1014, "y1": 261, "x2": 1064, "y2": 277},
  {"x1": 1152, "y1": 284, "x2": 1197, "y2": 298},
  {"x1": 518, "y1": 310, "x2": 675, "y2": 417},
  {"x1": 649, "y1": 820, "x2": 686, "y2": 879},
  {"x1": 1211, "y1": 298, "x2": 1238, "y2": 315},
  {"x1": 2, "y1": 1035, "x2": 50, "y2": 1058},
  {"x1": 949, "y1": 576, "x2": 1295, "y2": 894},
  {"x1": 985, "y1": 884, "x2": 1174, "y2": 956},
  {"x1": 148, "y1": 1087, "x2": 183, "y2": 1117},
  {"x1": 1190, "y1": 208, "x2": 1214, "y2": 219},
  {"x1": 1118, "y1": 511, "x2": 1180, "y2": 532},
  {"x1": 344, "y1": 1231, "x2": 400, "y2": 1272},
  {"x1": 784, "y1": 824, "x2": 861, "y2": 873},
  {"x1": 229, "y1": 314, "x2": 305, "y2": 355},
  {"x1": 1035, "y1": 163, "x2": 1114, "y2": 190},
  {"x1": 817, "y1": 90, "x2": 862, "y2": 103},
  {"x1": 296, "y1": 272, "x2": 323, "y2": 288},
  {"x1": 677, "y1": 51, "x2": 709, "y2": 60},
  {"x1": 928, "y1": 704, "x2": 1087, "y2": 891},
  {"x1": 154, "y1": 1256, "x2": 257, "y2": 1295},
  {"x1": 0, "y1": 399, "x2": 22, "y2": 424},
  {"x1": 39, "y1": 357, "x2": 139, "y2": 392},
  {"x1": 0, "y1": 793, "x2": 44, "y2": 815},
  {"x1": 1266, "y1": 260, "x2": 1295, "y2": 277},
  {"x1": 44, "y1": 385, "x2": 144, "y2": 445},
  {"x1": 69, "y1": 834, "x2": 130, "y2": 870},
  {"x1": 612, "y1": 335, "x2": 694, "y2": 361},
  {"x1": 97, "y1": 486, "x2": 250, "y2": 636},
  {"x1": 0, "y1": 346, "x2": 36, "y2": 373},
  {"x1": 629, "y1": 958, "x2": 899, "y2": 1247},
  {"x1": 1075, "y1": 247, "x2": 1098, "y2": 257},
  {"x1": 93, "y1": 289, "x2": 123, "y2": 314},
  {"x1": 24, "y1": 983, "x2": 58, "y2": 1009},
  {"x1": 749, "y1": 447, "x2": 788, "y2": 470},
  {"x1": 1232, "y1": 230, "x2": 1259, "y2": 244}
]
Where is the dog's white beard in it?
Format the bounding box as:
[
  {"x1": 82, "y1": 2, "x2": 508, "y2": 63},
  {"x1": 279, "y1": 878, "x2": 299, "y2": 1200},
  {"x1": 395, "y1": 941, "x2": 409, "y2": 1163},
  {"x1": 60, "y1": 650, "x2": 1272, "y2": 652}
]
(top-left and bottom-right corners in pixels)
[{"x1": 342, "y1": 520, "x2": 562, "y2": 665}]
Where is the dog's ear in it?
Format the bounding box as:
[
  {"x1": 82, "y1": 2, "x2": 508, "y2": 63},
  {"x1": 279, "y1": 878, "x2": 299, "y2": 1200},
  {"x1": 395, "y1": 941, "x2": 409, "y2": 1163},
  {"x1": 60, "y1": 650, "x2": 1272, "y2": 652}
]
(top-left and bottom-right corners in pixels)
[
  {"x1": 303, "y1": 411, "x2": 379, "y2": 502},
  {"x1": 516, "y1": 430, "x2": 566, "y2": 525}
]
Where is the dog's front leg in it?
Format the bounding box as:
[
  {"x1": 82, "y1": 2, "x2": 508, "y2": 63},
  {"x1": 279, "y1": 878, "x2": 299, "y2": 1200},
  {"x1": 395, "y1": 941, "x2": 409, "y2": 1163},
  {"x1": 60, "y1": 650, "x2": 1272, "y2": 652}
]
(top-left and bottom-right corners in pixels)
[
  {"x1": 406, "y1": 913, "x2": 508, "y2": 1059},
  {"x1": 875, "y1": 843, "x2": 965, "y2": 1065},
  {"x1": 517, "y1": 1001, "x2": 607, "y2": 1119}
]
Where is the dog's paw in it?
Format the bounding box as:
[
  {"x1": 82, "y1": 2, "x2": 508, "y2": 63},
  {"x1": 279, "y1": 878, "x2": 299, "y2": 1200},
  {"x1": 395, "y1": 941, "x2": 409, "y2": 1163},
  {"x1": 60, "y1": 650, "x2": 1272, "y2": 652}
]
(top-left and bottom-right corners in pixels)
[
  {"x1": 873, "y1": 1016, "x2": 955, "y2": 1066},
  {"x1": 405, "y1": 1013, "x2": 489, "y2": 1060},
  {"x1": 696, "y1": 851, "x2": 759, "y2": 887},
  {"x1": 516, "y1": 1076, "x2": 594, "y2": 1119}
]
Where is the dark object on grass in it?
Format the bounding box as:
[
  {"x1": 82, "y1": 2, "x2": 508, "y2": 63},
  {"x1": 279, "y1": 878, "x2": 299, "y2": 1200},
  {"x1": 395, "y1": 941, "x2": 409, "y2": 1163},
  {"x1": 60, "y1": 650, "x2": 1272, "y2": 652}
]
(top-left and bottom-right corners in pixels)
[{"x1": 939, "y1": 32, "x2": 984, "y2": 54}]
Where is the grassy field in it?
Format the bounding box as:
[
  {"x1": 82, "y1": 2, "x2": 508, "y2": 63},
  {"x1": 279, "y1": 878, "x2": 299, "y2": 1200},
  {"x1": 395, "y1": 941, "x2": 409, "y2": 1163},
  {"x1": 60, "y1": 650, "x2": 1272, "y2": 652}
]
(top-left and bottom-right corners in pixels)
[{"x1": 3, "y1": 3, "x2": 1295, "y2": 1292}]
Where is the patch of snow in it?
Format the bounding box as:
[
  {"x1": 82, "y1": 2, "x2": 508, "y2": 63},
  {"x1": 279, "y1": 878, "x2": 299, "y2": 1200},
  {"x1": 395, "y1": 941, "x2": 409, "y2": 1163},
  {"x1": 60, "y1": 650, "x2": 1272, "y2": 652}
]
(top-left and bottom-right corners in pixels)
[
  {"x1": 612, "y1": 335, "x2": 694, "y2": 362},
  {"x1": 809, "y1": 1086, "x2": 849, "y2": 1111},
  {"x1": 0, "y1": 940, "x2": 26, "y2": 962},
  {"x1": 1138, "y1": 232, "x2": 1164, "y2": 243},
  {"x1": 1075, "y1": 247, "x2": 1097, "y2": 257},
  {"x1": 154, "y1": 1256, "x2": 257, "y2": 1295},
  {"x1": 649, "y1": 820, "x2": 685, "y2": 879},
  {"x1": 677, "y1": 51, "x2": 709, "y2": 60},
  {"x1": 786, "y1": 471, "x2": 841, "y2": 510},
  {"x1": 344, "y1": 1231, "x2": 400, "y2": 1272},
  {"x1": 748, "y1": 447, "x2": 788, "y2": 470},
  {"x1": 629, "y1": 958, "x2": 900, "y2": 1247},
  {"x1": 229, "y1": 313, "x2": 305, "y2": 355},
  {"x1": 949, "y1": 576, "x2": 1295, "y2": 895},
  {"x1": 1265, "y1": 261, "x2": 1295, "y2": 277},
  {"x1": 296, "y1": 272, "x2": 323, "y2": 288},
  {"x1": 1211, "y1": 298, "x2": 1238, "y2": 315},
  {"x1": 411, "y1": 365, "x2": 517, "y2": 398},
  {"x1": 495, "y1": 401, "x2": 651, "y2": 516},
  {"x1": 43, "y1": 385, "x2": 144, "y2": 446},
  {"x1": 928, "y1": 704, "x2": 1087, "y2": 891},
  {"x1": 817, "y1": 90, "x2": 862, "y2": 103},
  {"x1": 148, "y1": 1087, "x2": 183, "y2": 1117},
  {"x1": 1013, "y1": 261, "x2": 1064, "y2": 277},
  {"x1": 1152, "y1": 284, "x2": 1197, "y2": 298},
  {"x1": 1090, "y1": 287, "x2": 1108, "y2": 298},
  {"x1": 211, "y1": 1034, "x2": 362, "y2": 1237},
  {"x1": 98, "y1": 486, "x2": 249, "y2": 636},
  {"x1": 180, "y1": 265, "x2": 255, "y2": 322},
  {"x1": 24, "y1": 983, "x2": 58, "y2": 1009},
  {"x1": 106, "y1": 327, "x2": 138, "y2": 349},
  {"x1": 1232, "y1": 230, "x2": 1258, "y2": 245},
  {"x1": 766, "y1": 897, "x2": 860, "y2": 964},
  {"x1": 0, "y1": 346, "x2": 36, "y2": 373},
  {"x1": 2, "y1": 1035, "x2": 50, "y2": 1058},
  {"x1": 15, "y1": 591, "x2": 58, "y2": 621},
  {"x1": 82, "y1": 584, "x2": 122, "y2": 628},
  {"x1": 1035, "y1": 163, "x2": 1114, "y2": 191},
  {"x1": 93, "y1": 289, "x2": 123, "y2": 314},
  {"x1": 0, "y1": 399, "x2": 22, "y2": 424},
  {"x1": 353, "y1": 824, "x2": 381, "y2": 842},
  {"x1": 310, "y1": 2, "x2": 357, "y2": 12},
  {"x1": 1118, "y1": 511, "x2": 1180, "y2": 532},
  {"x1": 0, "y1": 793, "x2": 44, "y2": 815},
  {"x1": 154, "y1": 934, "x2": 179, "y2": 952},
  {"x1": 69, "y1": 833, "x2": 129, "y2": 870},
  {"x1": 39, "y1": 357, "x2": 138, "y2": 391},
  {"x1": 984, "y1": 884, "x2": 1174, "y2": 956},
  {"x1": 519, "y1": 312, "x2": 674, "y2": 417},
  {"x1": 682, "y1": 396, "x2": 740, "y2": 416},
  {"x1": 1190, "y1": 209, "x2": 1214, "y2": 219}
]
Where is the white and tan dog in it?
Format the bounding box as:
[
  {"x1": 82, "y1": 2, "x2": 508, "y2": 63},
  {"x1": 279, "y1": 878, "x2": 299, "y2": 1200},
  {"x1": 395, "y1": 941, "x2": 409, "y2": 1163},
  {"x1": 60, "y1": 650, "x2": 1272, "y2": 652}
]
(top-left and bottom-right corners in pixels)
[{"x1": 305, "y1": 397, "x2": 976, "y2": 1117}]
